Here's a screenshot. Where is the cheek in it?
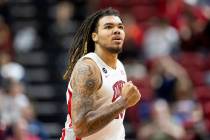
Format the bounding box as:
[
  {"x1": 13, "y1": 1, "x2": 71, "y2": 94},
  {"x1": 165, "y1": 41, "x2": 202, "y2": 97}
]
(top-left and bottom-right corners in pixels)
[
  {"x1": 98, "y1": 31, "x2": 112, "y2": 41},
  {"x1": 121, "y1": 31, "x2": 126, "y2": 39}
]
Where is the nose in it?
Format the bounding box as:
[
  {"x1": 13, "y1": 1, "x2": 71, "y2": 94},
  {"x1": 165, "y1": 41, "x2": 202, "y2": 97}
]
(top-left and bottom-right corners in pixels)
[{"x1": 113, "y1": 27, "x2": 120, "y2": 35}]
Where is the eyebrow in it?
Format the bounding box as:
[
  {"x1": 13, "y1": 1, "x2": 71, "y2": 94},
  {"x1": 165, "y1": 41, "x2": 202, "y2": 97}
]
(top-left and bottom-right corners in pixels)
[{"x1": 103, "y1": 23, "x2": 124, "y2": 26}]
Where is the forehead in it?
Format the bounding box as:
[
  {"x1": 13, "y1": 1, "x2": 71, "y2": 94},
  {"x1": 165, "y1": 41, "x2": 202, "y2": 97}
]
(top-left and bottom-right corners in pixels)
[{"x1": 98, "y1": 16, "x2": 123, "y2": 26}]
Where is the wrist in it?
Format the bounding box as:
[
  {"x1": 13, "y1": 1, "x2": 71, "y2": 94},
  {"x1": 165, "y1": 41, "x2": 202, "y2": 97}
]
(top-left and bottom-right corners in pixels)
[{"x1": 118, "y1": 97, "x2": 128, "y2": 109}]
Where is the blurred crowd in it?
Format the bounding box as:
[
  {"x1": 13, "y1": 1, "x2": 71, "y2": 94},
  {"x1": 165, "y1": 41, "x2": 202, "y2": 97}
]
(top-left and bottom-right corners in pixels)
[
  {"x1": 0, "y1": 52, "x2": 48, "y2": 140},
  {"x1": 0, "y1": 0, "x2": 210, "y2": 140}
]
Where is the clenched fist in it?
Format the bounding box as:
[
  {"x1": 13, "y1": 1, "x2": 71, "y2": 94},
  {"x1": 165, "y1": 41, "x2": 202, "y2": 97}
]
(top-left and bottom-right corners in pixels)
[{"x1": 121, "y1": 81, "x2": 141, "y2": 108}]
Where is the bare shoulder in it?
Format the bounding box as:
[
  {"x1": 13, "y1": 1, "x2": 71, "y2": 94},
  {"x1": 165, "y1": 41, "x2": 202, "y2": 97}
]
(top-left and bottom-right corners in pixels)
[{"x1": 71, "y1": 58, "x2": 101, "y2": 95}]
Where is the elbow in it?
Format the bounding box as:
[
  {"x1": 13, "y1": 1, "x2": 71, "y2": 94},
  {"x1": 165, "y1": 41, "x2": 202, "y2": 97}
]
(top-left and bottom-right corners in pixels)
[
  {"x1": 73, "y1": 129, "x2": 84, "y2": 138},
  {"x1": 73, "y1": 112, "x2": 96, "y2": 138},
  {"x1": 73, "y1": 121, "x2": 89, "y2": 138}
]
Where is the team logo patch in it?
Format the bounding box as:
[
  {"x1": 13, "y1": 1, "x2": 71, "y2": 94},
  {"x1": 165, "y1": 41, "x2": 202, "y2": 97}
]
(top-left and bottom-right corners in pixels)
[
  {"x1": 120, "y1": 70, "x2": 125, "y2": 75},
  {"x1": 102, "y1": 67, "x2": 107, "y2": 73}
]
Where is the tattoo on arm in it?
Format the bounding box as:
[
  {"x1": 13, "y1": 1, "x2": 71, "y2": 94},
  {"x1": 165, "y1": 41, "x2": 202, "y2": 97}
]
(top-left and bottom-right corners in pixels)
[
  {"x1": 71, "y1": 59, "x2": 126, "y2": 137},
  {"x1": 71, "y1": 60, "x2": 99, "y2": 135},
  {"x1": 72, "y1": 63, "x2": 98, "y2": 93},
  {"x1": 84, "y1": 99, "x2": 126, "y2": 135}
]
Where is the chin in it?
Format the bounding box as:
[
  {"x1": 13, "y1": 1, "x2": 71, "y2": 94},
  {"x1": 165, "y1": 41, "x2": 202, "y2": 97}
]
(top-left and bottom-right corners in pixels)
[{"x1": 108, "y1": 46, "x2": 122, "y2": 54}]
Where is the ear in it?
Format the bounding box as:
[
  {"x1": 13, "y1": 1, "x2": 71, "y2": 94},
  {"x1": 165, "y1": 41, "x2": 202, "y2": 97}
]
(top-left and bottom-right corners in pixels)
[{"x1": 92, "y1": 32, "x2": 98, "y2": 42}]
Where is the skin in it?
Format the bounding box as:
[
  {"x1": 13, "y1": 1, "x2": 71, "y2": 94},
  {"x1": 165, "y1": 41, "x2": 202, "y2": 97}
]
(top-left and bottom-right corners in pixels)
[
  {"x1": 71, "y1": 15, "x2": 141, "y2": 138},
  {"x1": 93, "y1": 15, "x2": 125, "y2": 69}
]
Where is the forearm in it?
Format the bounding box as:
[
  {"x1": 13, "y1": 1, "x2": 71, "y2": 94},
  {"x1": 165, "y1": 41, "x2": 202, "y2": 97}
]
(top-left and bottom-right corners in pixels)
[{"x1": 73, "y1": 97, "x2": 126, "y2": 138}]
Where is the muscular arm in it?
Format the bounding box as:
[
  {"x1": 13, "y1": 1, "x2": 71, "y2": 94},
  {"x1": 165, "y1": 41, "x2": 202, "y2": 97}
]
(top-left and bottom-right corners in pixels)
[{"x1": 71, "y1": 59, "x2": 127, "y2": 138}]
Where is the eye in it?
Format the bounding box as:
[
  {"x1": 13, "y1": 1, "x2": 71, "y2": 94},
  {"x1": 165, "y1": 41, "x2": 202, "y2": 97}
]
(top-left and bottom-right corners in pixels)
[
  {"x1": 119, "y1": 25, "x2": 124, "y2": 30},
  {"x1": 104, "y1": 25, "x2": 112, "y2": 29}
]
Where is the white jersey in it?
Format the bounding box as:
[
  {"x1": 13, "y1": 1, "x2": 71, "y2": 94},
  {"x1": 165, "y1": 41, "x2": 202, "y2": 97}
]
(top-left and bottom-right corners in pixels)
[{"x1": 60, "y1": 53, "x2": 127, "y2": 140}]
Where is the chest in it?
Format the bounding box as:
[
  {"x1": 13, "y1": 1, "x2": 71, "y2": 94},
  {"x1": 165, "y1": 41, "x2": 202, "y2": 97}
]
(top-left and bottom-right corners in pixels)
[{"x1": 96, "y1": 67, "x2": 127, "y2": 103}]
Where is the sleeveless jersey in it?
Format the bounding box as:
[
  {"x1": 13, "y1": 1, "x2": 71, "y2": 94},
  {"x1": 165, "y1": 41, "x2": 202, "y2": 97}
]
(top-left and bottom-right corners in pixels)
[{"x1": 60, "y1": 53, "x2": 127, "y2": 140}]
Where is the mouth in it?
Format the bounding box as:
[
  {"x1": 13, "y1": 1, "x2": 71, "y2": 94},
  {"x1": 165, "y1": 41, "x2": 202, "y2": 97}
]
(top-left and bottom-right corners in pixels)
[
  {"x1": 112, "y1": 36, "x2": 123, "y2": 41},
  {"x1": 112, "y1": 36, "x2": 122, "y2": 40}
]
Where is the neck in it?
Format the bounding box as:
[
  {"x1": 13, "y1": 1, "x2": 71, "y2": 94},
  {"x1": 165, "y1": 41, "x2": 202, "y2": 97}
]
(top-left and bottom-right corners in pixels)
[{"x1": 94, "y1": 45, "x2": 118, "y2": 69}]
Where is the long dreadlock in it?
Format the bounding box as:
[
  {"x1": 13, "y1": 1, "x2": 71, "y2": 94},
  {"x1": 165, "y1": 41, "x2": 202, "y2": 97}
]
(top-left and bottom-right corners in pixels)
[{"x1": 63, "y1": 7, "x2": 121, "y2": 80}]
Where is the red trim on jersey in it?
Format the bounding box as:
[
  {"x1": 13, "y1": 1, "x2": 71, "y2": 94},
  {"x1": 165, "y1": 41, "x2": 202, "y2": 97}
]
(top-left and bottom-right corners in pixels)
[
  {"x1": 76, "y1": 138, "x2": 81, "y2": 140},
  {"x1": 67, "y1": 89, "x2": 73, "y2": 127},
  {"x1": 61, "y1": 128, "x2": 66, "y2": 140}
]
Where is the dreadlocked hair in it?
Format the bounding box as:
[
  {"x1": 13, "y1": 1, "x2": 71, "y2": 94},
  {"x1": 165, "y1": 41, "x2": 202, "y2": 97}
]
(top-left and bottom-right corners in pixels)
[{"x1": 63, "y1": 7, "x2": 121, "y2": 80}]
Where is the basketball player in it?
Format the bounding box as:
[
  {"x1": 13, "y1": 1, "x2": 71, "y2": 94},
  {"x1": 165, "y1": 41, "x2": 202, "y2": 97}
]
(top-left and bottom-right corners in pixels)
[{"x1": 60, "y1": 8, "x2": 141, "y2": 140}]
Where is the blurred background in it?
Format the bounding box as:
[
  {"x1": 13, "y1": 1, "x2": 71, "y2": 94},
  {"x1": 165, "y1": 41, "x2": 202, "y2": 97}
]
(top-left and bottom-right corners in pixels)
[{"x1": 0, "y1": 0, "x2": 210, "y2": 140}]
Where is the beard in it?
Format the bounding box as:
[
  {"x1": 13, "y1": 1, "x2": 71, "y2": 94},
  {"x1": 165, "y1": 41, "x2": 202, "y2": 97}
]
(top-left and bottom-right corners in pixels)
[{"x1": 104, "y1": 45, "x2": 123, "y2": 54}]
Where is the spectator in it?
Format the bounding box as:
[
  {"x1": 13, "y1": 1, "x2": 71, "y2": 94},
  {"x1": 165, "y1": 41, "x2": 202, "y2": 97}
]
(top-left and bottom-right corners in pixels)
[
  {"x1": 143, "y1": 17, "x2": 180, "y2": 60},
  {"x1": 0, "y1": 52, "x2": 25, "y2": 81},
  {"x1": 47, "y1": 1, "x2": 78, "y2": 79},
  {"x1": 138, "y1": 99, "x2": 185, "y2": 140},
  {"x1": 178, "y1": 10, "x2": 208, "y2": 51},
  {"x1": 0, "y1": 15, "x2": 13, "y2": 57},
  {"x1": 0, "y1": 78, "x2": 47, "y2": 140},
  {"x1": 172, "y1": 100, "x2": 208, "y2": 139},
  {"x1": 22, "y1": 105, "x2": 49, "y2": 140},
  {"x1": 143, "y1": 17, "x2": 192, "y2": 103},
  {"x1": 120, "y1": 13, "x2": 143, "y2": 60},
  {"x1": 13, "y1": 26, "x2": 40, "y2": 53},
  {"x1": 0, "y1": 78, "x2": 29, "y2": 127},
  {"x1": 48, "y1": 1, "x2": 77, "y2": 50}
]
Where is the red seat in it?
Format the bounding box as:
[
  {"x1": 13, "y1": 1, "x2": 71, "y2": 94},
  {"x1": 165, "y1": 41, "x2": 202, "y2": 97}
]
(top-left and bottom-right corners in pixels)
[
  {"x1": 195, "y1": 86, "x2": 210, "y2": 102},
  {"x1": 177, "y1": 52, "x2": 206, "y2": 71},
  {"x1": 126, "y1": 104, "x2": 141, "y2": 130},
  {"x1": 128, "y1": 0, "x2": 158, "y2": 6},
  {"x1": 130, "y1": 76, "x2": 154, "y2": 101},
  {"x1": 188, "y1": 70, "x2": 206, "y2": 87},
  {"x1": 203, "y1": 102, "x2": 210, "y2": 117},
  {"x1": 131, "y1": 5, "x2": 158, "y2": 22},
  {"x1": 99, "y1": 0, "x2": 126, "y2": 9},
  {"x1": 204, "y1": 119, "x2": 210, "y2": 132},
  {"x1": 207, "y1": 53, "x2": 210, "y2": 70}
]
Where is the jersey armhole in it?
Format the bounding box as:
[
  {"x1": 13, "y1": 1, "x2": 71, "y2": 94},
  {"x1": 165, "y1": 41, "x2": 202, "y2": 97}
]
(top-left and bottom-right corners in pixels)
[
  {"x1": 70, "y1": 57, "x2": 103, "y2": 90},
  {"x1": 83, "y1": 57, "x2": 103, "y2": 90}
]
